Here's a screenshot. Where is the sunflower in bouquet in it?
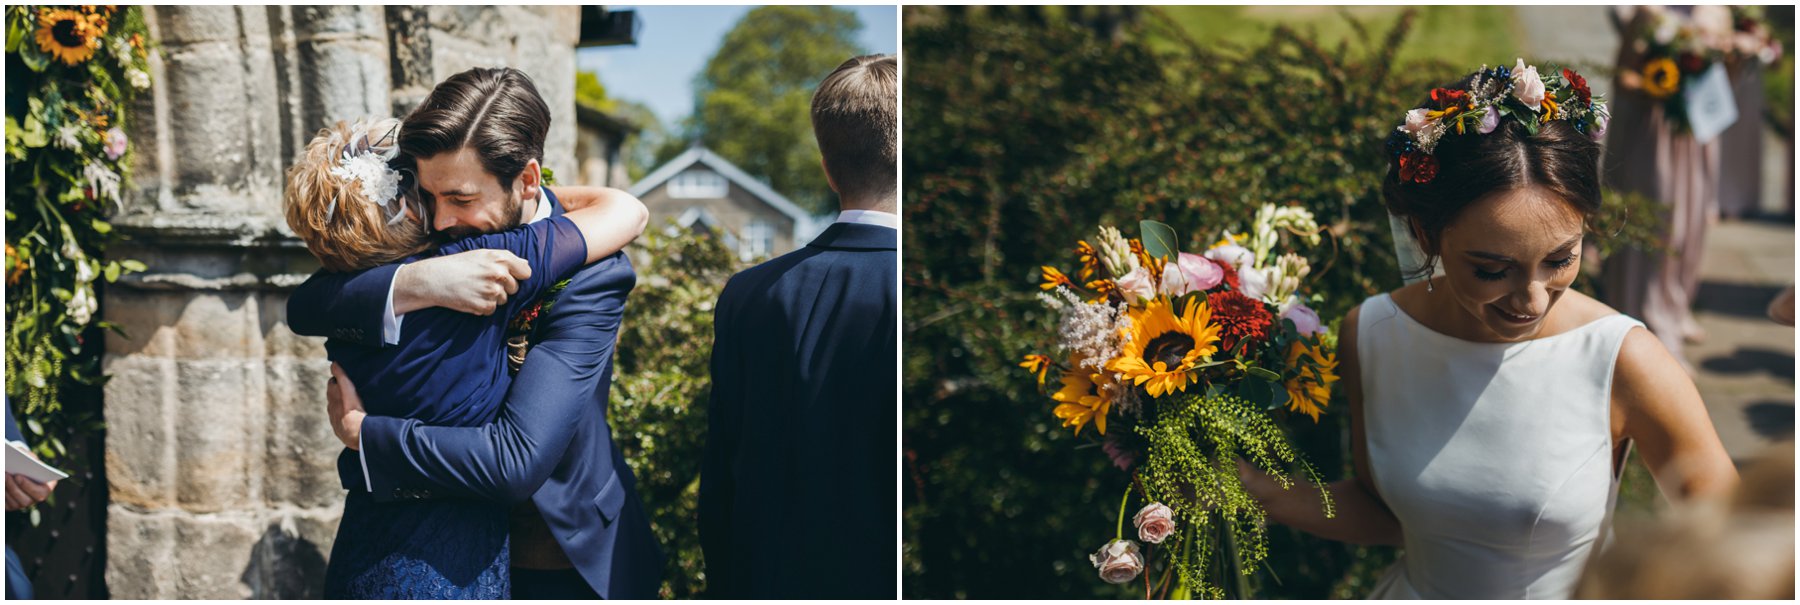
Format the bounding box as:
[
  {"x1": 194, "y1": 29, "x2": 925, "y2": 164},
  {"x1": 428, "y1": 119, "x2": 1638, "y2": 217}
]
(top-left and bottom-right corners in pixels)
[
  {"x1": 1023, "y1": 205, "x2": 1338, "y2": 599},
  {"x1": 1632, "y1": 6, "x2": 1783, "y2": 129}
]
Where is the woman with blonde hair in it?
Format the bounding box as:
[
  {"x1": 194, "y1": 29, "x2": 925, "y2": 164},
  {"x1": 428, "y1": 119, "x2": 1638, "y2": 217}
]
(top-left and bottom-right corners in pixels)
[{"x1": 284, "y1": 116, "x2": 648, "y2": 598}]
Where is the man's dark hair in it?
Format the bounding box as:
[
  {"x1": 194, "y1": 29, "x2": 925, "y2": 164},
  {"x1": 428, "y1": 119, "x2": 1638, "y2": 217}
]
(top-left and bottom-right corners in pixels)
[
  {"x1": 400, "y1": 67, "x2": 551, "y2": 189},
  {"x1": 811, "y1": 54, "x2": 898, "y2": 204}
]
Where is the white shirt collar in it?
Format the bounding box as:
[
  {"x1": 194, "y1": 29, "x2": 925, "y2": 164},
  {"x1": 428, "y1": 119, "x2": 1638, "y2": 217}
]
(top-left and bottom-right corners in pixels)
[
  {"x1": 526, "y1": 189, "x2": 553, "y2": 224},
  {"x1": 833, "y1": 209, "x2": 899, "y2": 230}
]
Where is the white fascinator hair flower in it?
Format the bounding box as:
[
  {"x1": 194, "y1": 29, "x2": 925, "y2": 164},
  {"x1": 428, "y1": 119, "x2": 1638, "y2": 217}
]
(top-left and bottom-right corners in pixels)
[{"x1": 324, "y1": 121, "x2": 408, "y2": 225}]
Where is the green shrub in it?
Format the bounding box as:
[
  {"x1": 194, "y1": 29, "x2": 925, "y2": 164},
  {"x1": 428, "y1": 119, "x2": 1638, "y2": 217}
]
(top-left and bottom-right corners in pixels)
[{"x1": 609, "y1": 223, "x2": 740, "y2": 598}]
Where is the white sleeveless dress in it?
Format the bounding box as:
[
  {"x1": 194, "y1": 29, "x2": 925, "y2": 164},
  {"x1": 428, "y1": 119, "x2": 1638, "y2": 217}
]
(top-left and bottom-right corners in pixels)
[{"x1": 1357, "y1": 293, "x2": 1644, "y2": 599}]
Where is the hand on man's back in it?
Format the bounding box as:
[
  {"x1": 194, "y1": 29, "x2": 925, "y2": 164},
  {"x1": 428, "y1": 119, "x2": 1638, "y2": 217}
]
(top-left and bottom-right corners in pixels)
[{"x1": 394, "y1": 249, "x2": 533, "y2": 316}]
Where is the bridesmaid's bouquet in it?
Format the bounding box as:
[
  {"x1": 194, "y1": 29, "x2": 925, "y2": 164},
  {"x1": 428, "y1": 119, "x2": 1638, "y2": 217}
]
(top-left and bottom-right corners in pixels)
[
  {"x1": 1021, "y1": 205, "x2": 1337, "y2": 599},
  {"x1": 1631, "y1": 6, "x2": 1782, "y2": 129}
]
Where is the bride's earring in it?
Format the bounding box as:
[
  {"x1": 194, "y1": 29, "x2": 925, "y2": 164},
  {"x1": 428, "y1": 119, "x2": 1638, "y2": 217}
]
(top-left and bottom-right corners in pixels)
[{"x1": 1426, "y1": 259, "x2": 1436, "y2": 293}]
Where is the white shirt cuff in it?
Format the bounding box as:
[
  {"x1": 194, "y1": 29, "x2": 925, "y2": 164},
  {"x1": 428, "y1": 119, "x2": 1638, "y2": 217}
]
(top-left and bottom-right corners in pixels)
[
  {"x1": 381, "y1": 270, "x2": 404, "y2": 346},
  {"x1": 359, "y1": 430, "x2": 373, "y2": 493}
]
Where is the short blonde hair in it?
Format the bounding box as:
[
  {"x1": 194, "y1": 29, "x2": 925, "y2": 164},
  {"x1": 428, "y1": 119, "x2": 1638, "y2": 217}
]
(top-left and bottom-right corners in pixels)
[
  {"x1": 284, "y1": 118, "x2": 430, "y2": 272},
  {"x1": 810, "y1": 54, "x2": 897, "y2": 202}
]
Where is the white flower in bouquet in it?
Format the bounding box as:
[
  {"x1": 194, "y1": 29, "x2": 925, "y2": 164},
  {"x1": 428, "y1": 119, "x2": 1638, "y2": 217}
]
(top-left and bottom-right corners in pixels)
[
  {"x1": 60, "y1": 225, "x2": 84, "y2": 262},
  {"x1": 1095, "y1": 226, "x2": 1137, "y2": 278},
  {"x1": 1237, "y1": 264, "x2": 1269, "y2": 301},
  {"x1": 1268, "y1": 205, "x2": 1321, "y2": 247},
  {"x1": 1040, "y1": 287, "x2": 1131, "y2": 376},
  {"x1": 1205, "y1": 241, "x2": 1254, "y2": 270},
  {"x1": 1089, "y1": 539, "x2": 1144, "y2": 584},
  {"x1": 1262, "y1": 253, "x2": 1311, "y2": 306},
  {"x1": 1116, "y1": 266, "x2": 1157, "y2": 304}
]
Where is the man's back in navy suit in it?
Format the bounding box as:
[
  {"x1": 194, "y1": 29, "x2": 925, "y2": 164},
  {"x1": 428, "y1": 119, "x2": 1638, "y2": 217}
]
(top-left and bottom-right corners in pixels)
[{"x1": 699, "y1": 221, "x2": 897, "y2": 598}]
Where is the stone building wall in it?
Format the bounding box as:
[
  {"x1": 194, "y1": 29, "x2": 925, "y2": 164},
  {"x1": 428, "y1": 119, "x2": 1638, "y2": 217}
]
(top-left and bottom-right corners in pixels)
[{"x1": 102, "y1": 6, "x2": 579, "y2": 598}]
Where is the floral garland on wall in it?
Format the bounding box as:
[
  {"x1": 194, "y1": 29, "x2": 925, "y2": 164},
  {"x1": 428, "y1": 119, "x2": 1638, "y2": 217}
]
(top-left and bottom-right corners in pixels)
[{"x1": 4, "y1": 6, "x2": 151, "y2": 465}]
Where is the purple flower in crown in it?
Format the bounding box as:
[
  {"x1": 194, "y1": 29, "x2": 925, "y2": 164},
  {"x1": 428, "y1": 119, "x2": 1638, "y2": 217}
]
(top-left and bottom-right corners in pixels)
[{"x1": 1477, "y1": 107, "x2": 1500, "y2": 134}]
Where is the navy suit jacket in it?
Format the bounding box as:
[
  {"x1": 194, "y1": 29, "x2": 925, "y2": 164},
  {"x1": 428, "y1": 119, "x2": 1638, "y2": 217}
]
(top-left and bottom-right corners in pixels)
[
  {"x1": 699, "y1": 222, "x2": 898, "y2": 598},
  {"x1": 286, "y1": 189, "x2": 664, "y2": 598}
]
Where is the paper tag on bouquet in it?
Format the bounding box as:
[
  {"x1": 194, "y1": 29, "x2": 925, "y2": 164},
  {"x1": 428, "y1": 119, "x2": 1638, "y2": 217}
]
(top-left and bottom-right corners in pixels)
[
  {"x1": 1683, "y1": 62, "x2": 1737, "y2": 145},
  {"x1": 6, "y1": 441, "x2": 69, "y2": 484}
]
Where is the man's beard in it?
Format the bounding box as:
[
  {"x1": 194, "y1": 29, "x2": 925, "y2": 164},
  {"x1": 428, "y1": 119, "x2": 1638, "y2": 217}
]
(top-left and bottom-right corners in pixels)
[{"x1": 432, "y1": 190, "x2": 524, "y2": 244}]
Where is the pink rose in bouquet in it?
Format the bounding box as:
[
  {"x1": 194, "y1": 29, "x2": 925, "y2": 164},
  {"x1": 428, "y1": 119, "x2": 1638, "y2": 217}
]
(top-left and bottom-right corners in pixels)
[{"x1": 1133, "y1": 503, "x2": 1177, "y2": 544}]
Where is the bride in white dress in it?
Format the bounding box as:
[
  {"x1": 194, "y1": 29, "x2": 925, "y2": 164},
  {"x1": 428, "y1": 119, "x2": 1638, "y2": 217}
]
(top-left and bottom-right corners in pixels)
[{"x1": 1239, "y1": 62, "x2": 1739, "y2": 599}]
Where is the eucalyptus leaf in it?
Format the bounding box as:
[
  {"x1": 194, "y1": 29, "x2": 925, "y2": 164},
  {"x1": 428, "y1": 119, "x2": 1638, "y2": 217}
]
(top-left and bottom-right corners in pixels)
[
  {"x1": 1246, "y1": 366, "x2": 1282, "y2": 382},
  {"x1": 1139, "y1": 220, "x2": 1179, "y2": 261},
  {"x1": 25, "y1": 418, "x2": 42, "y2": 435},
  {"x1": 1237, "y1": 378, "x2": 1272, "y2": 409},
  {"x1": 104, "y1": 262, "x2": 120, "y2": 282},
  {"x1": 120, "y1": 259, "x2": 147, "y2": 272},
  {"x1": 91, "y1": 219, "x2": 112, "y2": 234},
  {"x1": 1269, "y1": 383, "x2": 1291, "y2": 410}
]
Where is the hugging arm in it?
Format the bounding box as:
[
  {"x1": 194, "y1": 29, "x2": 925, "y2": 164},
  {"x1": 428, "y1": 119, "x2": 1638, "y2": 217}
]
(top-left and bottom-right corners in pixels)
[
  {"x1": 352, "y1": 256, "x2": 631, "y2": 503},
  {"x1": 285, "y1": 186, "x2": 645, "y2": 343}
]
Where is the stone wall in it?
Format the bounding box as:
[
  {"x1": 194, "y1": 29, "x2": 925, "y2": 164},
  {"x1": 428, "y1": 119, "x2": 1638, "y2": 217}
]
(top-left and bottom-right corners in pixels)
[{"x1": 102, "y1": 6, "x2": 579, "y2": 598}]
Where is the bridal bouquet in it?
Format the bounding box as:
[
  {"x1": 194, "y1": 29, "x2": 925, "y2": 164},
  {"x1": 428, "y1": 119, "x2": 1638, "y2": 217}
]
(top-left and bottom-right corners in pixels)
[{"x1": 1021, "y1": 205, "x2": 1337, "y2": 599}]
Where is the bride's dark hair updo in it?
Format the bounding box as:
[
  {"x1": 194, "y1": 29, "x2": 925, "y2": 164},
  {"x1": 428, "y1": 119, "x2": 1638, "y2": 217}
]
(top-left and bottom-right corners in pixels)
[{"x1": 1380, "y1": 71, "x2": 1604, "y2": 271}]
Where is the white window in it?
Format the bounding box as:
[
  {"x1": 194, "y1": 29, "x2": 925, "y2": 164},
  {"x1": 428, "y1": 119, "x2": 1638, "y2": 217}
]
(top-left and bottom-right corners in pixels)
[
  {"x1": 739, "y1": 218, "x2": 775, "y2": 261},
  {"x1": 668, "y1": 169, "x2": 729, "y2": 199}
]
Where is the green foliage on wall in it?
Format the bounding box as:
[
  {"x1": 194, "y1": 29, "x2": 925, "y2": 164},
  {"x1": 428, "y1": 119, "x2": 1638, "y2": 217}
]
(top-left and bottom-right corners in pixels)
[{"x1": 4, "y1": 6, "x2": 151, "y2": 469}]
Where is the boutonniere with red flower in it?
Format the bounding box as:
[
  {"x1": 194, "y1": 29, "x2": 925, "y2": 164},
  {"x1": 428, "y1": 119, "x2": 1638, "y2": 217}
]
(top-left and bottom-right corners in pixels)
[{"x1": 504, "y1": 278, "x2": 572, "y2": 373}]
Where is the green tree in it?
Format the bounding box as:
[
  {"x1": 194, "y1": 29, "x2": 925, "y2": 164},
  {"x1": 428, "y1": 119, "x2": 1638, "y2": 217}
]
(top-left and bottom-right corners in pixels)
[
  {"x1": 574, "y1": 69, "x2": 616, "y2": 112},
  {"x1": 685, "y1": 6, "x2": 866, "y2": 213}
]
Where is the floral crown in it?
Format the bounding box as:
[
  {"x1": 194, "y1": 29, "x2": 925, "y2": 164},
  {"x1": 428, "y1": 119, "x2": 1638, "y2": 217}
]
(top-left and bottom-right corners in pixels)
[
  {"x1": 325, "y1": 121, "x2": 409, "y2": 225},
  {"x1": 1385, "y1": 59, "x2": 1609, "y2": 184}
]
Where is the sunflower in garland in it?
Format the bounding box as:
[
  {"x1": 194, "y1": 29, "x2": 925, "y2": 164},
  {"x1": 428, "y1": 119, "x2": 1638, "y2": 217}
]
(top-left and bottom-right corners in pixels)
[
  {"x1": 1107, "y1": 296, "x2": 1220, "y2": 398},
  {"x1": 36, "y1": 8, "x2": 105, "y2": 66},
  {"x1": 1051, "y1": 358, "x2": 1119, "y2": 436},
  {"x1": 1282, "y1": 340, "x2": 1338, "y2": 422}
]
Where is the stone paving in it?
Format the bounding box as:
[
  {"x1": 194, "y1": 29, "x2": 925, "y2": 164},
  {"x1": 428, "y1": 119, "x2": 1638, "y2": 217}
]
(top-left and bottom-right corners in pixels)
[{"x1": 1689, "y1": 218, "x2": 1795, "y2": 464}]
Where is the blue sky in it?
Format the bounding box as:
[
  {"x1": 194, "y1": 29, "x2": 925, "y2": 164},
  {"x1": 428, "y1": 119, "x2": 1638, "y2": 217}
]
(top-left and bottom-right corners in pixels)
[{"x1": 576, "y1": 5, "x2": 898, "y2": 131}]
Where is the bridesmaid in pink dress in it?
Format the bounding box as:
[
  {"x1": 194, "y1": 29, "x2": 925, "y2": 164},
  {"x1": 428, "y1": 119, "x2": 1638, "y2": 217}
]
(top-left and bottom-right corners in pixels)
[{"x1": 1599, "y1": 5, "x2": 1727, "y2": 363}]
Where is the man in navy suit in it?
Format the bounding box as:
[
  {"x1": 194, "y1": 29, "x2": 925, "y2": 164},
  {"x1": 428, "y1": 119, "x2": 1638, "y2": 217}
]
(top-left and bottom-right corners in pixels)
[
  {"x1": 289, "y1": 67, "x2": 662, "y2": 599},
  {"x1": 699, "y1": 54, "x2": 898, "y2": 598}
]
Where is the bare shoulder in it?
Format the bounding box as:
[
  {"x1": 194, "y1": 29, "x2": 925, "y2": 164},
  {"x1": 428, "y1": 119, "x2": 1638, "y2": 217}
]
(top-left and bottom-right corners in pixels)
[{"x1": 1610, "y1": 320, "x2": 1694, "y2": 415}]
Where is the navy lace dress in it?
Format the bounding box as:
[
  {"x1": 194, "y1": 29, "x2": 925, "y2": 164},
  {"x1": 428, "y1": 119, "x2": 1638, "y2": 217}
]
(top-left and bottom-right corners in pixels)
[{"x1": 321, "y1": 216, "x2": 586, "y2": 599}]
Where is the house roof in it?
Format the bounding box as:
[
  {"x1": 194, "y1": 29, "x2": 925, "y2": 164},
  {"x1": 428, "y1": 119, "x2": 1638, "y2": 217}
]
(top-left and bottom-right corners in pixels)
[
  {"x1": 628, "y1": 146, "x2": 813, "y2": 226},
  {"x1": 575, "y1": 103, "x2": 637, "y2": 139}
]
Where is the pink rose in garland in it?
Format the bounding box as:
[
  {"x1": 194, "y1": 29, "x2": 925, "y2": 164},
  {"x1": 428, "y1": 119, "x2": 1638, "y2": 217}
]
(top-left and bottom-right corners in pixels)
[
  {"x1": 1133, "y1": 502, "x2": 1177, "y2": 544},
  {"x1": 1511, "y1": 58, "x2": 1545, "y2": 111},
  {"x1": 1089, "y1": 540, "x2": 1144, "y2": 584}
]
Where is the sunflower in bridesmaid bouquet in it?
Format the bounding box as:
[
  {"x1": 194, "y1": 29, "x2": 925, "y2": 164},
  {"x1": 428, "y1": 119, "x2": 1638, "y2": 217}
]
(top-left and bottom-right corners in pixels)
[
  {"x1": 35, "y1": 7, "x2": 105, "y2": 66},
  {"x1": 1018, "y1": 207, "x2": 1340, "y2": 599}
]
